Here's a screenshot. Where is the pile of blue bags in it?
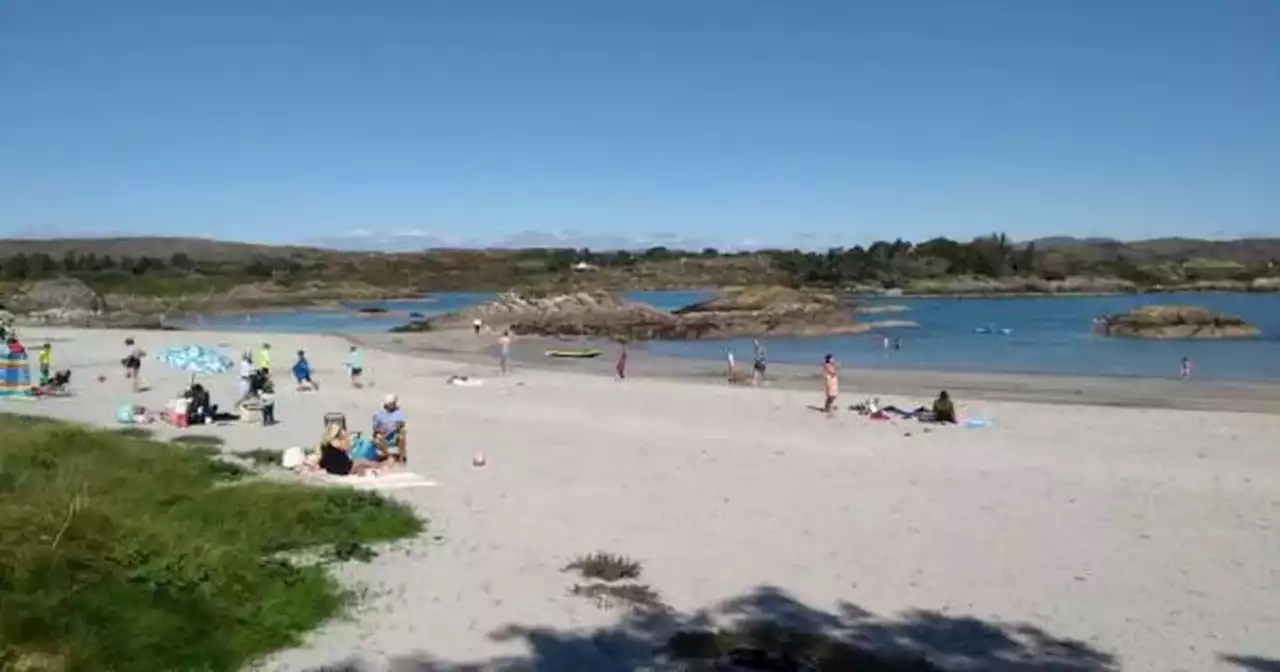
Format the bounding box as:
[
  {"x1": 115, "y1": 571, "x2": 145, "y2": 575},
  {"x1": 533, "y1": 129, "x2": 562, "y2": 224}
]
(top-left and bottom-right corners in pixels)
[{"x1": 157, "y1": 345, "x2": 235, "y2": 374}]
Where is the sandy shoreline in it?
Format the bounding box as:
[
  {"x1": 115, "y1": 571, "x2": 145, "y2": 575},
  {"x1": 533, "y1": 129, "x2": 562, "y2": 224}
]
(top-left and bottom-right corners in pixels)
[
  {"x1": 4, "y1": 327, "x2": 1279, "y2": 671},
  {"x1": 353, "y1": 329, "x2": 1280, "y2": 415}
]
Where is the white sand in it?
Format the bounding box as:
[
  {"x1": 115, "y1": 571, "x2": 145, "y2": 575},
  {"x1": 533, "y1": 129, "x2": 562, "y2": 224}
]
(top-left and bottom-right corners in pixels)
[{"x1": 6, "y1": 328, "x2": 1280, "y2": 672}]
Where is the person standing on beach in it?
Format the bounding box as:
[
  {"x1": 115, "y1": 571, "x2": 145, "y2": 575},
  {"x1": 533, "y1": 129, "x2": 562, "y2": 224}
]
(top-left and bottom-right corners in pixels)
[
  {"x1": 498, "y1": 330, "x2": 512, "y2": 375},
  {"x1": 751, "y1": 339, "x2": 767, "y2": 387},
  {"x1": 726, "y1": 348, "x2": 736, "y2": 382},
  {"x1": 821, "y1": 354, "x2": 839, "y2": 413},
  {"x1": 256, "y1": 342, "x2": 272, "y2": 372},
  {"x1": 123, "y1": 338, "x2": 145, "y2": 393},
  {"x1": 37, "y1": 343, "x2": 52, "y2": 386},
  {"x1": 615, "y1": 342, "x2": 628, "y2": 381},
  {"x1": 473, "y1": 318, "x2": 483, "y2": 336},
  {"x1": 1180, "y1": 356, "x2": 1193, "y2": 380},
  {"x1": 346, "y1": 345, "x2": 365, "y2": 388}
]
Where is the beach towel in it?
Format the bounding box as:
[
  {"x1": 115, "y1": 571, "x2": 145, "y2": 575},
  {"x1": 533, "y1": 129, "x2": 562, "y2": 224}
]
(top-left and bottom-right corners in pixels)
[{"x1": 322, "y1": 471, "x2": 438, "y2": 491}]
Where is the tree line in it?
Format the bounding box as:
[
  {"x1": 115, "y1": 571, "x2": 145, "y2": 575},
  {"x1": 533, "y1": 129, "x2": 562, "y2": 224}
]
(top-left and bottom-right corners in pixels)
[{"x1": 1, "y1": 234, "x2": 1275, "y2": 288}]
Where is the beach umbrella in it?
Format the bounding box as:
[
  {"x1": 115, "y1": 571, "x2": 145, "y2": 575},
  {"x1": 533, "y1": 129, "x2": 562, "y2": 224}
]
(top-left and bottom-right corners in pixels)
[{"x1": 156, "y1": 345, "x2": 236, "y2": 374}]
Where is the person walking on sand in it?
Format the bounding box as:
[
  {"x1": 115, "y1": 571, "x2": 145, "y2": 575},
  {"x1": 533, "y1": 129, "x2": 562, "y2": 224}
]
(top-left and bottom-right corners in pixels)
[
  {"x1": 346, "y1": 345, "x2": 365, "y2": 388},
  {"x1": 821, "y1": 354, "x2": 839, "y2": 413},
  {"x1": 498, "y1": 330, "x2": 512, "y2": 375},
  {"x1": 615, "y1": 342, "x2": 628, "y2": 381},
  {"x1": 1180, "y1": 356, "x2": 1193, "y2": 380},
  {"x1": 122, "y1": 338, "x2": 146, "y2": 393},
  {"x1": 751, "y1": 339, "x2": 767, "y2": 387},
  {"x1": 293, "y1": 349, "x2": 319, "y2": 391}
]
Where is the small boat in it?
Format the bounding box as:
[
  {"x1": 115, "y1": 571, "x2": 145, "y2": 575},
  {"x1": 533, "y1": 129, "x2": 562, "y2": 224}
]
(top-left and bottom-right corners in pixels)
[
  {"x1": 544, "y1": 348, "x2": 604, "y2": 359},
  {"x1": 973, "y1": 326, "x2": 992, "y2": 334},
  {"x1": 998, "y1": 327, "x2": 1014, "y2": 335}
]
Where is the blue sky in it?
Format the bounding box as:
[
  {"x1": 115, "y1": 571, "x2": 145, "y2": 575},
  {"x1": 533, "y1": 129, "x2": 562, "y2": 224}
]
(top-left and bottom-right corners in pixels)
[{"x1": 2, "y1": 0, "x2": 1277, "y2": 251}]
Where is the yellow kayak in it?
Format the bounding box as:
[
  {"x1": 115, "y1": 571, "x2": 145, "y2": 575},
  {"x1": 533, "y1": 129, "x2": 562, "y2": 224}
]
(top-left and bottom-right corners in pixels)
[{"x1": 544, "y1": 349, "x2": 603, "y2": 359}]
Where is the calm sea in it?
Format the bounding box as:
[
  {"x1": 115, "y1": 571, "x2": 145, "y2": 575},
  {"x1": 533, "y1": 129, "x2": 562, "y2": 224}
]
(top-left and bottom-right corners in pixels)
[{"x1": 176, "y1": 291, "x2": 1280, "y2": 381}]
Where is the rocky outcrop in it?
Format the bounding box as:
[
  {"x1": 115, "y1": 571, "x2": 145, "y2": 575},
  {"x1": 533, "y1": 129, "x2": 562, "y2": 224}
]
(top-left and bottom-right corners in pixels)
[
  {"x1": 3, "y1": 278, "x2": 107, "y2": 313},
  {"x1": 1099, "y1": 305, "x2": 1259, "y2": 340},
  {"x1": 671, "y1": 286, "x2": 867, "y2": 338},
  {"x1": 396, "y1": 286, "x2": 872, "y2": 340}
]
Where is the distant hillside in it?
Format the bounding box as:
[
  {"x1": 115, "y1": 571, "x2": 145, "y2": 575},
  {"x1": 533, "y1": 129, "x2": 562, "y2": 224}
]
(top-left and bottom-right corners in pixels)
[{"x1": 2, "y1": 235, "x2": 1279, "y2": 310}]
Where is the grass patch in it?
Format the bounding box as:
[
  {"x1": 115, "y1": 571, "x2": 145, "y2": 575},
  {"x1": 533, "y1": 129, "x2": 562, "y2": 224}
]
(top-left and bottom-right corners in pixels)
[
  {"x1": 112, "y1": 426, "x2": 155, "y2": 439},
  {"x1": 235, "y1": 447, "x2": 284, "y2": 467},
  {"x1": 569, "y1": 582, "x2": 667, "y2": 614},
  {"x1": 169, "y1": 434, "x2": 226, "y2": 448},
  {"x1": 662, "y1": 623, "x2": 941, "y2": 671},
  {"x1": 563, "y1": 551, "x2": 642, "y2": 582},
  {"x1": 0, "y1": 413, "x2": 423, "y2": 671}
]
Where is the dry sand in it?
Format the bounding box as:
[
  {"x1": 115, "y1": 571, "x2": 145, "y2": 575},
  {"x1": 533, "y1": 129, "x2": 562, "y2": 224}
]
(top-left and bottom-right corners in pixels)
[{"x1": 5, "y1": 327, "x2": 1280, "y2": 672}]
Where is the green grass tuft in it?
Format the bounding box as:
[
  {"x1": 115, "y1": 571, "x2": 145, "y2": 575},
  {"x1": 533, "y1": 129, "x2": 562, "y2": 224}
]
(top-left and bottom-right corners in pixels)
[
  {"x1": 563, "y1": 552, "x2": 643, "y2": 582},
  {"x1": 569, "y1": 582, "x2": 667, "y2": 614},
  {"x1": 0, "y1": 413, "x2": 423, "y2": 671}
]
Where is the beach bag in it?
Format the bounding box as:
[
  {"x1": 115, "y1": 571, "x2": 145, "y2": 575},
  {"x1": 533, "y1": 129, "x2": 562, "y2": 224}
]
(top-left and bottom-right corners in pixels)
[
  {"x1": 116, "y1": 404, "x2": 135, "y2": 424},
  {"x1": 281, "y1": 446, "x2": 306, "y2": 469},
  {"x1": 351, "y1": 435, "x2": 378, "y2": 461}
]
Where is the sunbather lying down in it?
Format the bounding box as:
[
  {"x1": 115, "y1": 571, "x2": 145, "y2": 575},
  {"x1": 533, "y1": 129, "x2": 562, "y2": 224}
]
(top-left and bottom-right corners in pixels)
[{"x1": 854, "y1": 390, "x2": 957, "y2": 424}]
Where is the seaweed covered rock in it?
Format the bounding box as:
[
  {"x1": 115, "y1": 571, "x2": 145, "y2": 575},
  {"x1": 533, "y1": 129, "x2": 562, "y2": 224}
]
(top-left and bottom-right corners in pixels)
[
  {"x1": 1100, "y1": 305, "x2": 1259, "y2": 340},
  {"x1": 672, "y1": 285, "x2": 866, "y2": 338}
]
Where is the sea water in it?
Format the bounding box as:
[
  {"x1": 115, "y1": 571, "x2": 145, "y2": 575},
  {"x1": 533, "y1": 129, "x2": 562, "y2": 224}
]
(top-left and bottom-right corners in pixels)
[{"x1": 178, "y1": 291, "x2": 1280, "y2": 381}]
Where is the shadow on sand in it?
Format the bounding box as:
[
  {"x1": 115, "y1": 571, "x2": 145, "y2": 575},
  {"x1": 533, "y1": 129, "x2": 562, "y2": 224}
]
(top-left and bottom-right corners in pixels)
[
  {"x1": 314, "y1": 585, "x2": 1118, "y2": 671},
  {"x1": 1223, "y1": 655, "x2": 1280, "y2": 672}
]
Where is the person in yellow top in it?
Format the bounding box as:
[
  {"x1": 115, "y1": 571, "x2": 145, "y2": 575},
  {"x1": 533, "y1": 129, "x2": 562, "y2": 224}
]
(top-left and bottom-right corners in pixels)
[
  {"x1": 38, "y1": 343, "x2": 52, "y2": 385},
  {"x1": 255, "y1": 343, "x2": 272, "y2": 372}
]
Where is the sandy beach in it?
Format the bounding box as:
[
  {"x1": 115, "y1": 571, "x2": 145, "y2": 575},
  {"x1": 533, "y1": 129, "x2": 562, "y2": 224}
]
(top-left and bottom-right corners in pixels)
[{"x1": 5, "y1": 327, "x2": 1279, "y2": 671}]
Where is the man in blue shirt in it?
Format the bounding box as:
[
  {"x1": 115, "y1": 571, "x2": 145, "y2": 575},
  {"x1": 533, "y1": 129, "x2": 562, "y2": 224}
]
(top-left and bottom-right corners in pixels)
[{"x1": 372, "y1": 393, "x2": 407, "y2": 463}]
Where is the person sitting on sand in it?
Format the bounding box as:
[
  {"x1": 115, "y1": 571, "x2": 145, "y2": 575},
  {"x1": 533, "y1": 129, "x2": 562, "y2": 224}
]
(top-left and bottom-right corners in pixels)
[
  {"x1": 881, "y1": 390, "x2": 957, "y2": 424},
  {"x1": 931, "y1": 390, "x2": 956, "y2": 424},
  {"x1": 292, "y1": 350, "x2": 319, "y2": 391},
  {"x1": 372, "y1": 394, "x2": 407, "y2": 463},
  {"x1": 345, "y1": 345, "x2": 364, "y2": 388},
  {"x1": 821, "y1": 354, "x2": 839, "y2": 413},
  {"x1": 319, "y1": 422, "x2": 380, "y2": 476}
]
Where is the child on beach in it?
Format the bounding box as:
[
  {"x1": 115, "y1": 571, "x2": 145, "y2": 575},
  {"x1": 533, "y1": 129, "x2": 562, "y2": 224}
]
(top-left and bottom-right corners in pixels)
[
  {"x1": 37, "y1": 343, "x2": 52, "y2": 386},
  {"x1": 615, "y1": 342, "x2": 628, "y2": 381},
  {"x1": 821, "y1": 354, "x2": 839, "y2": 413},
  {"x1": 293, "y1": 350, "x2": 318, "y2": 391},
  {"x1": 498, "y1": 330, "x2": 512, "y2": 375},
  {"x1": 256, "y1": 343, "x2": 272, "y2": 372},
  {"x1": 346, "y1": 345, "x2": 364, "y2": 388},
  {"x1": 122, "y1": 338, "x2": 145, "y2": 392},
  {"x1": 1180, "y1": 356, "x2": 1193, "y2": 380},
  {"x1": 751, "y1": 339, "x2": 767, "y2": 386}
]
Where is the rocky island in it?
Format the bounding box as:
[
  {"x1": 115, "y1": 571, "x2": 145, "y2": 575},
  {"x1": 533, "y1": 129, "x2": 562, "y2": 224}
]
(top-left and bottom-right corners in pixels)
[
  {"x1": 393, "y1": 285, "x2": 902, "y2": 340},
  {"x1": 1098, "y1": 305, "x2": 1260, "y2": 340}
]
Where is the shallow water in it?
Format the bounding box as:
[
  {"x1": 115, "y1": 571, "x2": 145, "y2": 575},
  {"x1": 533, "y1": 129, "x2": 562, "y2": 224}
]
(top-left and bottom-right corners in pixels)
[{"x1": 178, "y1": 291, "x2": 1280, "y2": 381}]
